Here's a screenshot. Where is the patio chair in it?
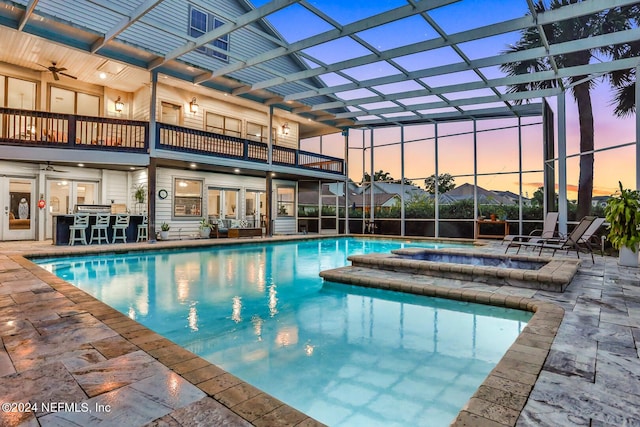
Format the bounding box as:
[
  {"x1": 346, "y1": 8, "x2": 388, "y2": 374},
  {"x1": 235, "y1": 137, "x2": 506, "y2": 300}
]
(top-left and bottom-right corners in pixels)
[
  {"x1": 507, "y1": 216, "x2": 597, "y2": 262},
  {"x1": 211, "y1": 218, "x2": 228, "y2": 238},
  {"x1": 503, "y1": 212, "x2": 559, "y2": 249},
  {"x1": 578, "y1": 217, "x2": 606, "y2": 255}
]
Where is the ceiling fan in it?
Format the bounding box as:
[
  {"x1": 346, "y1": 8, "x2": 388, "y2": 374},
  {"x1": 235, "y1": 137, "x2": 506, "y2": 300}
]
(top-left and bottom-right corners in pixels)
[
  {"x1": 38, "y1": 61, "x2": 77, "y2": 81},
  {"x1": 41, "y1": 162, "x2": 68, "y2": 173}
]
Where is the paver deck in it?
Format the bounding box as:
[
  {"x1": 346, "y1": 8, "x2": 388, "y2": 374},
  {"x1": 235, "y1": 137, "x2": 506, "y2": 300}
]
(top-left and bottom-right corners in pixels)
[{"x1": 0, "y1": 236, "x2": 639, "y2": 426}]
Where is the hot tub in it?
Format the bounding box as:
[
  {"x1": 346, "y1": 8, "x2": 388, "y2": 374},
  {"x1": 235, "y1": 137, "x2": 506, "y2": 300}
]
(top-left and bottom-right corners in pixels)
[{"x1": 347, "y1": 247, "x2": 580, "y2": 292}]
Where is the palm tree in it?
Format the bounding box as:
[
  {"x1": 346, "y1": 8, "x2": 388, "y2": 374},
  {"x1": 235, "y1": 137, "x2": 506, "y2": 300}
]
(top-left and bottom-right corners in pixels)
[
  {"x1": 500, "y1": 0, "x2": 638, "y2": 219},
  {"x1": 607, "y1": 4, "x2": 640, "y2": 117}
]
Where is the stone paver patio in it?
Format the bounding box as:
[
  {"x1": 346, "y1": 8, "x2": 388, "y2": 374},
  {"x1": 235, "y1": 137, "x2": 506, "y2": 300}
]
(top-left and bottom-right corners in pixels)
[{"x1": 0, "y1": 236, "x2": 639, "y2": 426}]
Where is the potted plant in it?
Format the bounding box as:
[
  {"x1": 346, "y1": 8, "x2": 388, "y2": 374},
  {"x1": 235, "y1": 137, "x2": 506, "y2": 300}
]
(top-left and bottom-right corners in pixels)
[
  {"x1": 605, "y1": 181, "x2": 640, "y2": 267},
  {"x1": 134, "y1": 185, "x2": 145, "y2": 204},
  {"x1": 159, "y1": 222, "x2": 170, "y2": 240},
  {"x1": 199, "y1": 217, "x2": 211, "y2": 238},
  {"x1": 495, "y1": 205, "x2": 507, "y2": 221}
]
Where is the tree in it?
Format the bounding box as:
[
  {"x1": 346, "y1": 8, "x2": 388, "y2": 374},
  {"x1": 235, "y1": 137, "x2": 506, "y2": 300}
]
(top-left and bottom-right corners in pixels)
[
  {"x1": 532, "y1": 187, "x2": 544, "y2": 207},
  {"x1": 500, "y1": 1, "x2": 638, "y2": 219},
  {"x1": 607, "y1": 4, "x2": 640, "y2": 117},
  {"x1": 424, "y1": 173, "x2": 455, "y2": 194},
  {"x1": 362, "y1": 170, "x2": 394, "y2": 182}
]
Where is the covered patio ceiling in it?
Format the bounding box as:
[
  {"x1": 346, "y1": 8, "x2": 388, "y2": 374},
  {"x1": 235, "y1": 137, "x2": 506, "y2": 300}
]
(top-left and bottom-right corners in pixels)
[{"x1": 0, "y1": 0, "x2": 638, "y2": 131}]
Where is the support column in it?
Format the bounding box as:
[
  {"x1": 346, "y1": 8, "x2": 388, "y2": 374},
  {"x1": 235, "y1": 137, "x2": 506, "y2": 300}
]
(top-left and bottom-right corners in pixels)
[
  {"x1": 148, "y1": 157, "x2": 157, "y2": 239},
  {"x1": 434, "y1": 123, "x2": 439, "y2": 238},
  {"x1": 361, "y1": 130, "x2": 366, "y2": 232},
  {"x1": 369, "y1": 129, "x2": 375, "y2": 230},
  {"x1": 343, "y1": 128, "x2": 350, "y2": 234},
  {"x1": 636, "y1": 65, "x2": 640, "y2": 191},
  {"x1": 266, "y1": 173, "x2": 273, "y2": 237},
  {"x1": 558, "y1": 92, "x2": 568, "y2": 236},
  {"x1": 148, "y1": 70, "x2": 158, "y2": 239},
  {"x1": 518, "y1": 117, "x2": 523, "y2": 235},
  {"x1": 267, "y1": 106, "x2": 273, "y2": 236},
  {"x1": 400, "y1": 125, "x2": 405, "y2": 237},
  {"x1": 473, "y1": 120, "x2": 478, "y2": 239},
  {"x1": 267, "y1": 106, "x2": 273, "y2": 167}
]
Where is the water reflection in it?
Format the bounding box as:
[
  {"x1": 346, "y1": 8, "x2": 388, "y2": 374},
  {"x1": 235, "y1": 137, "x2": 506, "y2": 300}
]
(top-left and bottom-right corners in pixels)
[{"x1": 231, "y1": 296, "x2": 242, "y2": 323}]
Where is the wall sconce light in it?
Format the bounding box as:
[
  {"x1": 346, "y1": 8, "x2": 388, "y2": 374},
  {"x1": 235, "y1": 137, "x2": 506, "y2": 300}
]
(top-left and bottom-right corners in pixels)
[
  {"x1": 189, "y1": 97, "x2": 199, "y2": 113},
  {"x1": 114, "y1": 96, "x2": 124, "y2": 113},
  {"x1": 281, "y1": 122, "x2": 290, "y2": 136}
]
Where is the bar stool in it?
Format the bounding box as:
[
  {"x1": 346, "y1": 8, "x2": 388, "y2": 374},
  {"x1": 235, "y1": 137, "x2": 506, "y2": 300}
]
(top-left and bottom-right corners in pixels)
[
  {"x1": 136, "y1": 214, "x2": 148, "y2": 242},
  {"x1": 90, "y1": 213, "x2": 111, "y2": 244},
  {"x1": 112, "y1": 214, "x2": 130, "y2": 244},
  {"x1": 68, "y1": 213, "x2": 89, "y2": 245}
]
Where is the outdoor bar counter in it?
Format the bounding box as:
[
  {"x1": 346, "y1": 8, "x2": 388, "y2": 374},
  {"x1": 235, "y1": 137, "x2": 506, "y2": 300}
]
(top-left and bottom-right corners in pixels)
[{"x1": 52, "y1": 214, "x2": 145, "y2": 245}]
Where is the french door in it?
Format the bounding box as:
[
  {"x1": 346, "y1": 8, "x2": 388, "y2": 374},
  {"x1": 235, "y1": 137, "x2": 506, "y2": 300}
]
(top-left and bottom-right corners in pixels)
[{"x1": 1, "y1": 177, "x2": 36, "y2": 241}]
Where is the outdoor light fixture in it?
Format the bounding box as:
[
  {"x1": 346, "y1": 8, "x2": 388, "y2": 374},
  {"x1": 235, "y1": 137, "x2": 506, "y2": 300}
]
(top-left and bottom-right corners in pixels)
[
  {"x1": 114, "y1": 96, "x2": 124, "y2": 113},
  {"x1": 189, "y1": 97, "x2": 199, "y2": 113},
  {"x1": 281, "y1": 122, "x2": 290, "y2": 136}
]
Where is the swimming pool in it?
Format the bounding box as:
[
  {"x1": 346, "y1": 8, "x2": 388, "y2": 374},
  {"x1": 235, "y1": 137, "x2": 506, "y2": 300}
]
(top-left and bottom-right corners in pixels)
[{"x1": 35, "y1": 237, "x2": 531, "y2": 426}]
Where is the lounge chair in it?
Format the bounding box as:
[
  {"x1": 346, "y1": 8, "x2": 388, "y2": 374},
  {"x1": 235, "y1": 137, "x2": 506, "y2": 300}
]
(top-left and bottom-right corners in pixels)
[
  {"x1": 578, "y1": 217, "x2": 606, "y2": 255},
  {"x1": 503, "y1": 212, "x2": 559, "y2": 248},
  {"x1": 506, "y1": 216, "x2": 598, "y2": 262}
]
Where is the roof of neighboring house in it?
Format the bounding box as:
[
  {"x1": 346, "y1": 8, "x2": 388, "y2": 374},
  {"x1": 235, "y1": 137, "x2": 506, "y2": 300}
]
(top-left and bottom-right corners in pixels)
[
  {"x1": 440, "y1": 183, "x2": 515, "y2": 205},
  {"x1": 361, "y1": 181, "x2": 426, "y2": 199},
  {"x1": 341, "y1": 193, "x2": 399, "y2": 208}
]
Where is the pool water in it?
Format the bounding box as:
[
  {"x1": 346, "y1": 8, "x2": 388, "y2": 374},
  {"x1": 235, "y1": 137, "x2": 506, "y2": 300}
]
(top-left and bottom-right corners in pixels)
[
  {"x1": 35, "y1": 238, "x2": 531, "y2": 426},
  {"x1": 407, "y1": 252, "x2": 545, "y2": 270}
]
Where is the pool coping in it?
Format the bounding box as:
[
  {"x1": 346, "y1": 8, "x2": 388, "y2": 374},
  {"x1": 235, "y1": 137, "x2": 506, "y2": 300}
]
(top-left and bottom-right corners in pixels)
[
  {"x1": 8, "y1": 254, "x2": 324, "y2": 426},
  {"x1": 4, "y1": 235, "x2": 542, "y2": 427},
  {"x1": 319, "y1": 266, "x2": 563, "y2": 427}
]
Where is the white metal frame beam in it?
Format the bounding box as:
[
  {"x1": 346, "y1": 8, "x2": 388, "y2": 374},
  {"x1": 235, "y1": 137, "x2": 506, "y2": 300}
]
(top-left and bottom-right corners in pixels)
[
  {"x1": 204, "y1": 0, "x2": 459, "y2": 81},
  {"x1": 91, "y1": 0, "x2": 164, "y2": 53},
  {"x1": 148, "y1": 0, "x2": 299, "y2": 69},
  {"x1": 252, "y1": 0, "x2": 638, "y2": 95},
  {"x1": 17, "y1": 0, "x2": 38, "y2": 31}
]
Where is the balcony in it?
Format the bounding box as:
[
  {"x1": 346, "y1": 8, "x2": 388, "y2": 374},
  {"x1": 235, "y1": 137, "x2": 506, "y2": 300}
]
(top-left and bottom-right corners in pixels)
[{"x1": 0, "y1": 108, "x2": 344, "y2": 175}]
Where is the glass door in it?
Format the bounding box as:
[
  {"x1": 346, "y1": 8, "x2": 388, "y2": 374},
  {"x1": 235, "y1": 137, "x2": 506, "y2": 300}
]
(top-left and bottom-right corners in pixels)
[
  {"x1": 45, "y1": 180, "x2": 98, "y2": 239},
  {"x1": 2, "y1": 178, "x2": 36, "y2": 240},
  {"x1": 245, "y1": 190, "x2": 265, "y2": 228}
]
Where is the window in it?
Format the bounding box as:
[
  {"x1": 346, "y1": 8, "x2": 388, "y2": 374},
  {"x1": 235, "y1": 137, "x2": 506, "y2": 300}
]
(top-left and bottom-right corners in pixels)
[
  {"x1": 5, "y1": 77, "x2": 36, "y2": 109},
  {"x1": 189, "y1": 6, "x2": 229, "y2": 61},
  {"x1": 173, "y1": 178, "x2": 203, "y2": 217},
  {"x1": 277, "y1": 186, "x2": 295, "y2": 217},
  {"x1": 247, "y1": 122, "x2": 272, "y2": 144},
  {"x1": 161, "y1": 102, "x2": 182, "y2": 125},
  {"x1": 208, "y1": 188, "x2": 239, "y2": 221},
  {"x1": 205, "y1": 112, "x2": 241, "y2": 137},
  {"x1": 49, "y1": 86, "x2": 100, "y2": 116}
]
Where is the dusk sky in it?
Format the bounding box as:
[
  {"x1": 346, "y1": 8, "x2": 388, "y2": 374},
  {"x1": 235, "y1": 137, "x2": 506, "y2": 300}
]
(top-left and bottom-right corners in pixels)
[{"x1": 255, "y1": 0, "x2": 635, "y2": 199}]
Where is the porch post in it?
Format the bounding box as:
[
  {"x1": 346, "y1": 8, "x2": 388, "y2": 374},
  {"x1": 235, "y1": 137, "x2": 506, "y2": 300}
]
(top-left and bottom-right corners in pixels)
[
  {"x1": 266, "y1": 173, "x2": 273, "y2": 236},
  {"x1": 266, "y1": 106, "x2": 273, "y2": 236},
  {"x1": 558, "y1": 92, "x2": 568, "y2": 236},
  {"x1": 148, "y1": 70, "x2": 158, "y2": 239}
]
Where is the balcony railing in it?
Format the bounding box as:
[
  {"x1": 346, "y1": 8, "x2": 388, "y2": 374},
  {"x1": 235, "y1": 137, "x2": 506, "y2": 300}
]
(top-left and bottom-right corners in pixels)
[
  {"x1": 0, "y1": 108, "x2": 148, "y2": 152},
  {"x1": 0, "y1": 108, "x2": 344, "y2": 175},
  {"x1": 157, "y1": 123, "x2": 344, "y2": 175}
]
